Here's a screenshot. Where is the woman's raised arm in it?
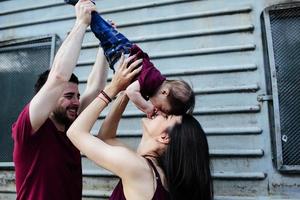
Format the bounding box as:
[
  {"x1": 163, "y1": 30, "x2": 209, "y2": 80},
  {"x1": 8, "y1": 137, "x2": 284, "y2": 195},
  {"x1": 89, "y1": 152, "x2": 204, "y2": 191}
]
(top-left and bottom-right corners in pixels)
[
  {"x1": 66, "y1": 54, "x2": 142, "y2": 176},
  {"x1": 97, "y1": 92, "x2": 130, "y2": 146}
]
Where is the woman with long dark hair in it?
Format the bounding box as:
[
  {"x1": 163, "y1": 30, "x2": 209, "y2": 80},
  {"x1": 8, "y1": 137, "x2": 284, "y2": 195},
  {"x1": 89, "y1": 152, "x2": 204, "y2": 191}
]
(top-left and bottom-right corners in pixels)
[
  {"x1": 158, "y1": 114, "x2": 213, "y2": 200},
  {"x1": 67, "y1": 54, "x2": 213, "y2": 200}
]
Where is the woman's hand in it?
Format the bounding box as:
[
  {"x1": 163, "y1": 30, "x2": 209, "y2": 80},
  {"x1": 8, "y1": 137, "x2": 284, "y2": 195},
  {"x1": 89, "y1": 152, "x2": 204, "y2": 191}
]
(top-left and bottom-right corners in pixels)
[{"x1": 105, "y1": 54, "x2": 142, "y2": 97}]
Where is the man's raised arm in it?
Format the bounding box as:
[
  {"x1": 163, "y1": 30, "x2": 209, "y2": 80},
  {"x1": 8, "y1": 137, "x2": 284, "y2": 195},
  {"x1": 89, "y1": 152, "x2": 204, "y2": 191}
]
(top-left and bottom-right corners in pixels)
[
  {"x1": 79, "y1": 47, "x2": 109, "y2": 113},
  {"x1": 29, "y1": 0, "x2": 96, "y2": 133}
]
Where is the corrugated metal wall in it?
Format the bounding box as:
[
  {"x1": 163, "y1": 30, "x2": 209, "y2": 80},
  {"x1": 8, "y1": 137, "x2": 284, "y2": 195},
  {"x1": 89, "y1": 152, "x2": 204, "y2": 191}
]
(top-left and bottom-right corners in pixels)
[{"x1": 1, "y1": 0, "x2": 300, "y2": 199}]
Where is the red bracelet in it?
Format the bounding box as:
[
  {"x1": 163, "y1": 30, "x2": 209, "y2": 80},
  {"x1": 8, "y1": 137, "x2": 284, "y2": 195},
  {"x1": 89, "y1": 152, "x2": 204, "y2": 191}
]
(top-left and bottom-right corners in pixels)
[
  {"x1": 97, "y1": 95, "x2": 109, "y2": 105},
  {"x1": 101, "y1": 90, "x2": 112, "y2": 103}
]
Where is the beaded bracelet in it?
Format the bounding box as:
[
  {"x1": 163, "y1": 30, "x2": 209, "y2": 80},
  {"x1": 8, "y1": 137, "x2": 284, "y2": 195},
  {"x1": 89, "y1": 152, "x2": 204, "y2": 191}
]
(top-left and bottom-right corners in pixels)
[
  {"x1": 100, "y1": 90, "x2": 112, "y2": 103},
  {"x1": 97, "y1": 95, "x2": 109, "y2": 105}
]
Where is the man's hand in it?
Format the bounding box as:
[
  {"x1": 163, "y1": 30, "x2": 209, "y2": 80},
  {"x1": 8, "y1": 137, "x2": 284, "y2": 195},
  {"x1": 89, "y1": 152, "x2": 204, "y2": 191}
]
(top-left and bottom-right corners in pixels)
[
  {"x1": 75, "y1": 0, "x2": 96, "y2": 26},
  {"x1": 107, "y1": 19, "x2": 117, "y2": 29}
]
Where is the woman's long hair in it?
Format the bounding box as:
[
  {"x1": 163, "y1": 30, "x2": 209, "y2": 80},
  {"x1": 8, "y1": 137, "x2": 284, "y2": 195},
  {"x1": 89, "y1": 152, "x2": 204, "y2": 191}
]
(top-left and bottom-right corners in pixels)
[{"x1": 158, "y1": 114, "x2": 213, "y2": 200}]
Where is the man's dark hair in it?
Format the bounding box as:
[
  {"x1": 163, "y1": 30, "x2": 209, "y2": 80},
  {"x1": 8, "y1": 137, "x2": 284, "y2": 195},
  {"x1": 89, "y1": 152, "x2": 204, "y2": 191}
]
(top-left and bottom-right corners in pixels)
[{"x1": 34, "y1": 70, "x2": 79, "y2": 94}]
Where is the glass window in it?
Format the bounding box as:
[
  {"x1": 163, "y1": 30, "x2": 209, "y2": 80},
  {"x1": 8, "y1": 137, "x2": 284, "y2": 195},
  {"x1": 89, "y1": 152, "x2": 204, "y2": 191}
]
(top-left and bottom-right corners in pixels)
[
  {"x1": 0, "y1": 35, "x2": 59, "y2": 166},
  {"x1": 262, "y1": 3, "x2": 300, "y2": 172}
]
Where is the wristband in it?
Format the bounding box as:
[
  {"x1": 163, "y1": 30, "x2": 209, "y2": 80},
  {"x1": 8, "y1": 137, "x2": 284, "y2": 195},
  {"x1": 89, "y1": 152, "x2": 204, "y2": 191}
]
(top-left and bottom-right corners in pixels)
[
  {"x1": 97, "y1": 95, "x2": 109, "y2": 105},
  {"x1": 100, "y1": 90, "x2": 112, "y2": 103}
]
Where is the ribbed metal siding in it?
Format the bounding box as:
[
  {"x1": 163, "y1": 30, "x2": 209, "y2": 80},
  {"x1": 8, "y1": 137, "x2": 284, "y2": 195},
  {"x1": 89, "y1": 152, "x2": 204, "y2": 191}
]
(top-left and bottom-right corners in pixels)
[{"x1": 0, "y1": 0, "x2": 300, "y2": 199}]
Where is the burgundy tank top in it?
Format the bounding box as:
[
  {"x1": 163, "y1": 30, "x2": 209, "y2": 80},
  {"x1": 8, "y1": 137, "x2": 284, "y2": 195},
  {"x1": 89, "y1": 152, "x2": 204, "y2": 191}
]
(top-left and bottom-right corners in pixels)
[{"x1": 109, "y1": 158, "x2": 170, "y2": 200}]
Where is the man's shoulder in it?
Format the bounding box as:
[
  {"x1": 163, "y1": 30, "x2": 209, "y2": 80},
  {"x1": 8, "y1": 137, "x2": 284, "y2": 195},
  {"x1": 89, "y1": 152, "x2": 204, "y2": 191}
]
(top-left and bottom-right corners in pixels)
[
  {"x1": 12, "y1": 103, "x2": 31, "y2": 127},
  {"x1": 12, "y1": 103, "x2": 55, "y2": 140}
]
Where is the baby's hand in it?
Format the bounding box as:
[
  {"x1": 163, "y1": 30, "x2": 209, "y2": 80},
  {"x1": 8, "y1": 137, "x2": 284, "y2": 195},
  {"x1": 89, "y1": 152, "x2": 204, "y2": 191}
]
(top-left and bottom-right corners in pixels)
[{"x1": 146, "y1": 106, "x2": 157, "y2": 119}]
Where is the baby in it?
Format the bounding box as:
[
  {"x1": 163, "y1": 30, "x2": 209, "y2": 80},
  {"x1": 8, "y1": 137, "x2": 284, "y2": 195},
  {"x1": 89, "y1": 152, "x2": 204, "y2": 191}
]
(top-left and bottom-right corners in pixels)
[{"x1": 90, "y1": 11, "x2": 195, "y2": 117}]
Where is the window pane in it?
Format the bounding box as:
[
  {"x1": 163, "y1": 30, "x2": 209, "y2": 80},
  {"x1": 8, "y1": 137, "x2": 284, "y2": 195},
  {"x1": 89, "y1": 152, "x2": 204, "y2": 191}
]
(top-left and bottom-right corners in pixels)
[
  {"x1": 0, "y1": 38, "x2": 53, "y2": 162},
  {"x1": 269, "y1": 8, "x2": 300, "y2": 165}
]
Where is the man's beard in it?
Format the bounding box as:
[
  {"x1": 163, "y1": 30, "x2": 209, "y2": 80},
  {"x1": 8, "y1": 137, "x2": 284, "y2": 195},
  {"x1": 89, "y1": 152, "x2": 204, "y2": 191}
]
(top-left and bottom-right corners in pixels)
[{"x1": 53, "y1": 106, "x2": 76, "y2": 126}]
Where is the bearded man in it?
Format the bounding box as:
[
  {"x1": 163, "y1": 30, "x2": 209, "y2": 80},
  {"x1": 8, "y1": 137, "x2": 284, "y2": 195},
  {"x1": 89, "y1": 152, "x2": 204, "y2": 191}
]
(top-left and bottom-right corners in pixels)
[{"x1": 11, "y1": 0, "x2": 108, "y2": 199}]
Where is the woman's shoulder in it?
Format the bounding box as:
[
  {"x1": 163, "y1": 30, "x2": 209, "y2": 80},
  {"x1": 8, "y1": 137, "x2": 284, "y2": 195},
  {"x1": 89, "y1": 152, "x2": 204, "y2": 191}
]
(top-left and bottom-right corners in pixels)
[{"x1": 115, "y1": 150, "x2": 151, "y2": 179}]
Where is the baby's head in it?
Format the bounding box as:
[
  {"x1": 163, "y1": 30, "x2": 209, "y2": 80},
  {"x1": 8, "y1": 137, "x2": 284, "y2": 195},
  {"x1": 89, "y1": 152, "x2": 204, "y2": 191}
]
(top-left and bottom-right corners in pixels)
[{"x1": 150, "y1": 80, "x2": 195, "y2": 115}]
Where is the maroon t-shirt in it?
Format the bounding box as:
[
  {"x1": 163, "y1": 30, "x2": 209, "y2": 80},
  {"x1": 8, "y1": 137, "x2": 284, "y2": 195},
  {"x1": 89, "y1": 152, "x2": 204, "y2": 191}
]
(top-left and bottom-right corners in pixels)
[
  {"x1": 12, "y1": 104, "x2": 82, "y2": 200},
  {"x1": 130, "y1": 45, "x2": 166, "y2": 100}
]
